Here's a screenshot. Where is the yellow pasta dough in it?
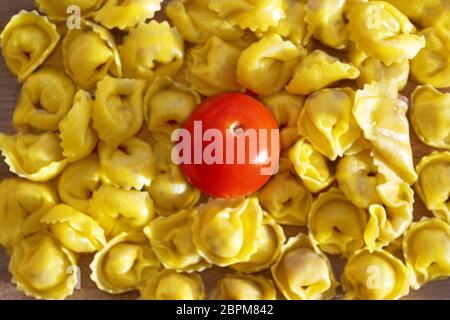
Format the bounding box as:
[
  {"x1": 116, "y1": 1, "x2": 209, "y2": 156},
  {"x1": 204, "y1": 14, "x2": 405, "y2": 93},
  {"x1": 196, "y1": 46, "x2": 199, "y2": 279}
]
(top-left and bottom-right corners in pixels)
[
  {"x1": 119, "y1": 21, "x2": 184, "y2": 80},
  {"x1": 403, "y1": 218, "x2": 450, "y2": 290},
  {"x1": 0, "y1": 10, "x2": 60, "y2": 82},
  {"x1": 415, "y1": 152, "x2": 450, "y2": 223},
  {"x1": 0, "y1": 178, "x2": 58, "y2": 249},
  {"x1": 192, "y1": 197, "x2": 263, "y2": 266},
  {"x1": 41, "y1": 204, "x2": 106, "y2": 253},
  {"x1": 93, "y1": 0, "x2": 163, "y2": 30},
  {"x1": 36, "y1": 0, "x2": 106, "y2": 20},
  {"x1": 90, "y1": 232, "x2": 160, "y2": 294},
  {"x1": 411, "y1": 86, "x2": 450, "y2": 150},
  {"x1": 211, "y1": 274, "x2": 276, "y2": 300},
  {"x1": 63, "y1": 20, "x2": 122, "y2": 90},
  {"x1": 92, "y1": 76, "x2": 145, "y2": 148},
  {"x1": 286, "y1": 50, "x2": 360, "y2": 95},
  {"x1": 9, "y1": 231, "x2": 78, "y2": 300},
  {"x1": 342, "y1": 248, "x2": 410, "y2": 300},
  {"x1": 271, "y1": 233, "x2": 337, "y2": 300}
]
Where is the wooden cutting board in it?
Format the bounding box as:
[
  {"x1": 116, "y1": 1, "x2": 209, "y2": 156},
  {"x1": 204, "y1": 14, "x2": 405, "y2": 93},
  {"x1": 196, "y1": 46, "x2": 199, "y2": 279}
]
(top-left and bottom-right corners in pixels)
[{"x1": 0, "y1": 0, "x2": 448, "y2": 300}]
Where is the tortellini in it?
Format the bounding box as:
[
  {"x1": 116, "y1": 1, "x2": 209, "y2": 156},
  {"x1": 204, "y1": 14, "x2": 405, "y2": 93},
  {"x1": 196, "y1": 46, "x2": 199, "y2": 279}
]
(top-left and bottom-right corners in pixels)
[
  {"x1": 403, "y1": 218, "x2": 450, "y2": 290},
  {"x1": 92, "y1": 76, "x2": 145, "y2": 148},
  {"x1": 297, "y1": 87, "x2": 360, "y2": 161},
  {"x1": 119, "y1": 21, "x2": 184, "y2": 80},
  {"x1": 0, "y1": 10, "x2": 60, "y2": 82},
  {"x1": 90, "y1": 233, "x2": 160, "y2": 294},
  {"x1": 0, "y1": 132, "x2": 67, "y2": 182},
  {"x1": 342, "y1": 248, "x2": 410, "y2": 300},
  {"x1": 288, "y1": 138, "x2": 335, "y2": 193},
  {"x1": 93, "y1": 0, "x2": 164, "y2": 30},
  {"x1": 286, "y1": 50, "x2": 360, "y2": 95},
  {"x1": 99, "y1": 137, "x2": 157, "y2": 190},
  {"x1": 209, "y1": 0, "x2": 286, "y2": 32},
  {"x1": 353, "y1": 81, "x2": 417, "y2": 184},
  {"x1": 165, "y1": 0, "x2": 244, "y2": 44},
  {"x1": 231, "y1": 217, "x2": 285, "y2": 273},
  {"x1": 237, "y1": 34, "x2": 302, "y2": 96},
  {"x1": 139, "y1": 270, "x2": 205, "y2": 300},
  {"x1": 192, "y1": 198, "x2": 263, "y2": 266},
  {"x1": 41, "y1": 204, "x2": 106, "y2": 253},
  {"x1": 347, "y1": 1, "x2": 425, "y2": 66},
  {"x1": 349, "y1": 50, "x2": 409, "y2": 91},
  {"x1": 211, "y1": 274, "x2": 276, "y2": 300},
  {"x1": 36, "y1": 0, "x2": 105, "y2": 20},
  {"x1": 411, "y1": 28, "x2": 450, "y2": 89},
  {"x1": 411, "y1": 86, "x2": 450, "y2": 150},
  {"x1": 259, "y1": 92, "x2": 305, "y2": 150},
  {"x1": 14, "y1": 68, "x2": 76, "y2": 133},
  {"x1": 58, "y1": 154, "x2": 101, "y2": 212},
  {"x1": 9, "y1": 232, "x2": 78, "y2": 300},
  {"x1": 271, "y1": 233, "x2": 337, "y2": 300},
  {"x1": 59, "y1": 90, "x2": 98, "y2": 162},
  {"x1": 144, "y1": 76, "x2": 200, "y2": 142},
  {"x1": 186, "y1": 37, "x2": 242, "y2": 96},
  {"x1": 89, "y1": 185, "x2": 155, "y2": 237},
  {"x1": 63, "y1": 20, "x2": 122, "y2": 90},
  {"x1": 415, "y1": 152, "x2": 450, "y2": 223},
  {"x1": 0, "y1": 178, "x2": 58, "y2": 248},
  {"x1": 144, "y1": 209, "x2": 209, "y2": 272}
]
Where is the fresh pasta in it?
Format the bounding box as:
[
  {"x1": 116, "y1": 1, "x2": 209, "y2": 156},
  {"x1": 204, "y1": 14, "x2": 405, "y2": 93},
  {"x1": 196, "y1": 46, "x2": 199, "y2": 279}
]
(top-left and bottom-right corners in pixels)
[{"x1": 211, "y1": 274, "x2": 276, "y2": 300}]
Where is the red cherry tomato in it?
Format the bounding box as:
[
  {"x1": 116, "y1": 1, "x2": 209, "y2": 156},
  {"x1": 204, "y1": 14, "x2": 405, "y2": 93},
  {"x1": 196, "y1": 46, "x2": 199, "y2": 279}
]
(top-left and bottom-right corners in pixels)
[{"x1": 178, "y1": 93, "x2": 280, "y2": 198}]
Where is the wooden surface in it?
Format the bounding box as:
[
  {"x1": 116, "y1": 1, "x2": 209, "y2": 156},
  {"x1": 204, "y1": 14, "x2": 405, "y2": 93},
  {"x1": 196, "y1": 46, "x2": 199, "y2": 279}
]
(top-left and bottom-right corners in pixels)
[{"x1": 0, "y1": 0, "x2": 449, "y2": 300}]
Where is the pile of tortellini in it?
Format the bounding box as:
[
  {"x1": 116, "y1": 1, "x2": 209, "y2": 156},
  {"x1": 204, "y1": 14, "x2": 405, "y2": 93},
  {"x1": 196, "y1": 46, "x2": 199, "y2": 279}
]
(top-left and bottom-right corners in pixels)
[{"x1": 0, "y1": 0, "x2": 449, "y2": 300}]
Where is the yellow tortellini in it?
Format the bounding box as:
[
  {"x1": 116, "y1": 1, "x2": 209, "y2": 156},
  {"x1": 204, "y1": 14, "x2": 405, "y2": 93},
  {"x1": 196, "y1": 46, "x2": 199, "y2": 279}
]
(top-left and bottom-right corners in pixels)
[
  {"x1": 286, "y1": 50, "x2": 360, "y2": 95},
  {"x1": 353, "y1": 81, "x2": 417, "y2": 184},
  {"x1": 36, "y1": 0, "x2": 105, "y2": 20},
  {"x1": 186, "y1": 37, "x2": 242, "y2": 96},
  {"x1": 119, "y1": 21, "x2": 184, "y2": 80},
  {"x1": 165, "y1": 0, "x2": 244, "y2": 44},
  {"x1": 144, "y1": 209, "x2": 210, "y2": 272},
  {"x1": 271, "y1": 233, "x2": 337, "y2": 300},
  {"x1": 41, "y1": 204, "x2": 106, "y2": 253},
  {"x1": 415, "y1": 152, "x2": 450, "y2": 223},
  {"x1": 231, "y1": 217, "x2": 285, "y2": 273},
  {"x1": 14, "y1": 68, "x2": 76, "y2": 133},
  {"x1": 237, "y1": 34, "x2": 303, "y2": 96},
  {"x1": 411, "y1": 28, "x2": 450, "y2": 89},
  {"x1": 349, "y1": 50, "x2": 409, "y2": 91},
  {"x1": 0, "y1": 178, "x2": 58, "y2": 248},
  {"x1": 0, "y1": 132, "x2": 67, "y2": 182},
  {"x1": 139, "y1": 270, "x2": 205, "y2": 300},
  {"x1": 0, "y1": 10, "x2": 60, "y2": 82},
  {"x1": 308, "y1": 188, "x2": 367, "y2": 258},
  {"x1": 209, "y1": 0, "x2": 286, "y2": 32},
  {"x1": 99, "y1": 137, "x2": 156, "y2": 191},
  {"x1": 9, "y1": 231, "x2": 78, "y2": 300},
  {"x1": 89, "y1": 185, "x2": 155, "y2": 237},
  {"x1": 403, "y1": 218, "x2": 450, "y2": 290},
  {"x1": 63, "y1": 20, "x2": 122, "y2": 90},
  {"x1": 59, "y1": 90, "x2": 98, "y2": 162},
  {"x1": 211, "y1": 274, "x2": 276, "y2": 300},
  {"x1": 90, "y1": 233, "x2": 160, "y2": 294},
  {"x1": 288, "y1": 138, "x2": 335, "y2": 193},
  {"x1": 144, "y1": 76, "x2": 200, "y2": 142},
  {"x1": 93, "y1": 0, "x2": 164, "y2": 30},
  {"x1": 411, "y1": 86, "x2": 450, "y2": 150},
  {"x1": 58, "y1": 154, "x2": 102, "y2": 212},
  {"x1": 259, "y1": 92, "x2": 305, "y2": 150},
  {"x1": 298, "y1": 88, "x2": 360, "y2": 161},
  {"x1": 347, "y1": 1, "x2": 425, "y2": 66},
  {"x1": 192, "y1": 197, "x2": 264, "y2": 266},
  {"x1": 92, "y1": 76, "x2": 145, "y2": 148},
  {"x1": 342, "y1": 248, "x2": 410, "y2": 300}
]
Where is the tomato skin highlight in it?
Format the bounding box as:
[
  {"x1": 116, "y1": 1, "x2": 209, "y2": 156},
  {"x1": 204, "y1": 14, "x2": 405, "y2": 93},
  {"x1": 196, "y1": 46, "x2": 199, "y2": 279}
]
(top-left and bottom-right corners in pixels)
[{"x1": 180, "y1": 93, "x2": 280, "y2": 198}]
